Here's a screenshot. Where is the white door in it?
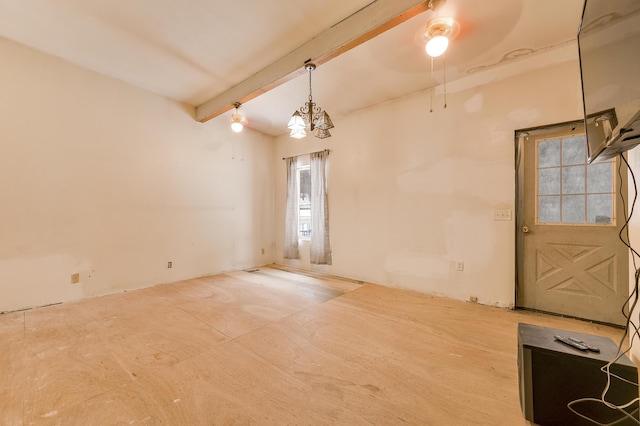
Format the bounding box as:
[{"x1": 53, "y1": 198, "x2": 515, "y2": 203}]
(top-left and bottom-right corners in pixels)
[{"x1": 516, "y1": 123, "x2": 629, "y2": 326}]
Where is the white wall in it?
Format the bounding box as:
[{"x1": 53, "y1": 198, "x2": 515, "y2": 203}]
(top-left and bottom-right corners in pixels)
[
  {"x1": 0, "y1": 37, "x2": 275, "y2": 312},
  {"x1": 275, "y1": 59, "x2": 584, "y2": 307}
]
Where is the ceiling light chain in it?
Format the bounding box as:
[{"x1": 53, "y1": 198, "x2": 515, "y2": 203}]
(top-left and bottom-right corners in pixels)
[
  {"x1": 429, "y1": 57, "x2": 434, "y2": 113},
  {"x1": 287, "y1": 63, "x2": 334, "y2": 139},
  {"x1": 443, "y1": 54, "x2": 447, "y2": 109},
  {"x1": 428, "y1": 53, "x2": 448, "y2": 112},
  {"x1": 308, "y1": 65, "x2": 314, "y2": 102},
  {"x1": 301, "y1": 64, "x2": 321, "y2": 132}
]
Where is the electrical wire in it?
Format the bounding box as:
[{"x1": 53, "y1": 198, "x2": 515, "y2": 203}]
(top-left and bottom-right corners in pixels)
[{"x1": 567, "y1": 153, "x2": 640, "y2": 425}]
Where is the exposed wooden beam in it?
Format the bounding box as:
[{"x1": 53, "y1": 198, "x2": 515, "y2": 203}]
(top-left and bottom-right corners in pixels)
[{"x1": 196, "y1": 0, "x2": 433, "y2": 123}]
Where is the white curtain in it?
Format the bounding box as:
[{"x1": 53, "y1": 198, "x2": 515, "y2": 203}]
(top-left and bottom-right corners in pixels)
[
  {"x1": 310, "y1": 151, "x2": 332, "y2": 265},
  {"x1": 284, "y1": 156, "x2": 299, "y2": 259}
]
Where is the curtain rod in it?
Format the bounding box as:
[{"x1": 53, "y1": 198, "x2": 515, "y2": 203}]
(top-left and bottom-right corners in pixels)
[{"x1": 282, "y1": 149, "x2": 330, "y2": 160}]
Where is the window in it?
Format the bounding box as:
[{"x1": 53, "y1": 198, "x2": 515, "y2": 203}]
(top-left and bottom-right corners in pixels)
[
  {"x1": 284, "y1": 151, "x2": 331, "y2": 264},
  {"x1": 536, "y1": 134, "x2": 615, "y2": 225},
  {"x1": 298, "y1": 166, "x2": 311, "y2": 238}
]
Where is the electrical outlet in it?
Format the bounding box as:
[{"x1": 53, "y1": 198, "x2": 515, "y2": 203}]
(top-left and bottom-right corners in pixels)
[
  {"x1": 167, "y1": 261, "x2": 172, "y2": 269},
  {"x1": 456, "y1": 261, "x2": 464, "y2": 271},
  {"x1": 71, "y1": 273, "x2": 80, "y2": 284},
  {"x1": 493, "y1": 209, "x2": 512, "y2": 221},
  {"x1": 261, "y1": 248, "x2": 265, "y2": 255}
]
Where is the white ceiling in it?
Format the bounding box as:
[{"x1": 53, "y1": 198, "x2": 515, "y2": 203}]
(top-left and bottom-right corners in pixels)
[{"x1": 0, "y1": 0, "x2": 585, "y2": 136}]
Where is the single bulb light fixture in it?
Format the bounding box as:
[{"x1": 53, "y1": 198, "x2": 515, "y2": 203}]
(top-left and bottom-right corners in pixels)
[
  {"x1": 230, "y1": 102, "x2": 245, "y2": 133},
  {"x1": 426, "y1": 35, "x2": 449, "y2": 57},
  {"x1": 424, "y1": 17, "x2": 458, "y2": 57}
]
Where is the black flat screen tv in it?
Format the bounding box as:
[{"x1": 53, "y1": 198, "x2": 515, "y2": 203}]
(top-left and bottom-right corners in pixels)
[{"x1": 578, "y1": 0, "x2": 640, "y2": 163}]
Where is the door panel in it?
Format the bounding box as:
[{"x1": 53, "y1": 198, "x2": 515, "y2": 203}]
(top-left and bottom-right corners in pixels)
[{"x1": 516, "y1": 124, "x2": 628, "y2": 326}]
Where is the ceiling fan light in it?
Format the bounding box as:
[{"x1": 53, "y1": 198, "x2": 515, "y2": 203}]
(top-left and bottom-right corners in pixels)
[
  {"x1": 230, "y1": 102, "x2": 245, "y2": 133},
  {"x1": 230, "y1": 112, "x2": 244, "y2": 133},
  {"x1": 287, "y1": 111, "x2": 306, "y2": 130},
  {"x1": 426, "y1": 35, "x2": 449, "y2": 57},
  {"x1": 231, "y1": 121, "x2": 243, "y2": 133},
  {"x1": 316, "y1": 111, "x2": 334, "y2": 130},
  {"x1": 290, "y1": 128, "x2": 307, "y2": 139}
]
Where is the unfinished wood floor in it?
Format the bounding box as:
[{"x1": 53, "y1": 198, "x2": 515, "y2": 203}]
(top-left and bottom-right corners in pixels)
[{"x1": 0, "y1": 266, "x2": 625, "y2": 425}]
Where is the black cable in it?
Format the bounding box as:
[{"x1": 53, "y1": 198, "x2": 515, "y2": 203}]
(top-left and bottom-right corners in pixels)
[
  {"x1": 600, "y1": 155, "x2": 640, "y2": 423},
  {"x1": 617, "y1": 154, "x2": 640, "y2": 345},
  {"x1": 568, "y1": 154, "x2": 640, "y2": 425}
]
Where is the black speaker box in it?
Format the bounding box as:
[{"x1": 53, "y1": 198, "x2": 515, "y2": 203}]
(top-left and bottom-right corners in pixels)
[{"x1": 518, "y1": 323, "x2": 639, "y2": 425}]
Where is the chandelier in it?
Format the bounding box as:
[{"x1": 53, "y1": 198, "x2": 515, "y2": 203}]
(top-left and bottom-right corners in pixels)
[{"x1": 287, "y1": 63, "x2": 334, "y2": 139}]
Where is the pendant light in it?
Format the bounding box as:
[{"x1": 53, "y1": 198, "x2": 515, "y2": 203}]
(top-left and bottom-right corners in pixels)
[
  {"x1": 230, "y1": 102, "x2": 245, "y2": 133},
  {"x1": 287, "y1": 63, "x2": 334, "y2": 139}
]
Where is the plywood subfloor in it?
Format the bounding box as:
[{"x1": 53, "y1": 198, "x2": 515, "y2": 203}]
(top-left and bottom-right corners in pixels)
[{"x1": 0, "y1": 266, "x2": 627, "y2": 425}]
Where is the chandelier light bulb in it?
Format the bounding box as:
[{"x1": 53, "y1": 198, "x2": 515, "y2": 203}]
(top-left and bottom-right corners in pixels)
[
  {"x1": 316, "y1": 111, "x2": 334, "y2": 131},
  {"x1": 287, "y1": 110, "x2": 306, "y2": 130},
  {"x1": 290, "y1": 128, "x2": 307, "y2": 139},
  {"x1": 426, "y1": 35, "x2": 449, "y2": 57},
  {"x1": 315, "y1": 128, "x2": 331, "y2": 139}
]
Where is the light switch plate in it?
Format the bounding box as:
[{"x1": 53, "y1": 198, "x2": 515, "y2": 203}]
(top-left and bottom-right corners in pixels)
[{"x1": 494, "y1": 209, "x2": 512, "y2": 221}]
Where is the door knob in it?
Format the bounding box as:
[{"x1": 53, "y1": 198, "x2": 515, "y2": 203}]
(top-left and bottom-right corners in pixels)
[{"x1": 522, "y1": 226, "x2": 530, "y2": 233}]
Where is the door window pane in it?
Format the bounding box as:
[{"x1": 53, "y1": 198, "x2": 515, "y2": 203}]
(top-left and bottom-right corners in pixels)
[
  {"x1": 539, "y1": 168, "x2": 560, "y2": 195},
  {"x1": 536, "y1": 134, "x2": 615, "y2": 225},
  {"x1": 562, "y1": 136, "x2": 586, "y2": 165},
  {"x1": 538, "y1": 140, "x2": 561, "y2": 167},
  {"x1": 562, "y1": 195, "x2": 585, "y2": 223},
  {"x1": 587, "y1": 163, "x2": 613, "y2": 193},
  {"x1": 587, "y1": 194, "x2": 613, "y2": 224},
  {"x1": 538, "y1": 196, "x2": 561, "y2": 223},
  {"x1": 562, "y1": 166, "x2": 585, "y2": 194}
]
